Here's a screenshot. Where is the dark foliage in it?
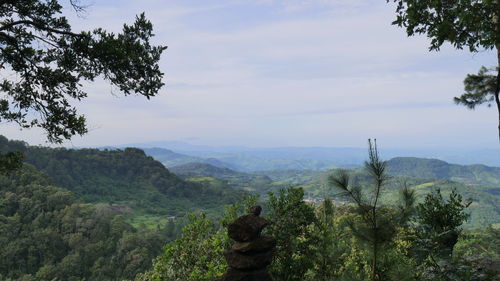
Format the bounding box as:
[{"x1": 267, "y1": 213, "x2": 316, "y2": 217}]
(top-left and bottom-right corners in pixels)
[
  {"x1": 0, "y1": 165, "x2": 165, "y2": 281},
  {"x1": 387, "y1": 0, "x2": 500, "y2": 143},
  {"x1": 0, "y1": 135, "x2": 244, "y2": 216},
  {"x1": 0, "y1": 0, "x2": 166, "y2": 143}
]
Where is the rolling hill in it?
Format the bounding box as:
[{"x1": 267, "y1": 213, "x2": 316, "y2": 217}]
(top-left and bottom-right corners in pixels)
[
  {"x1": 121, "y1": 140, "x2": 500, "y2": 168},
  {"x1": 0, "y1": 136, "x2": 244, "y2": 217},
  {"x1": 141, "y1": 147, "x2": 236, "y2": 169},
  {"x1": 387, "y1": 157, "x2": 500, "y2": 186},
  {"x1": 169, "y1": 162, "x2": 279, "y2": 193}
]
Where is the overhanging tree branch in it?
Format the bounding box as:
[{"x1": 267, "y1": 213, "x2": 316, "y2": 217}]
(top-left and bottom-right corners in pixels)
[
  {"x1": 0, "y1": 19, "x2": 84, "y2": 37},
  {"x1": 0, "y1": 1, "x2": 166, "y2": 143},
  {"x1": 387, "y1": 0, "x2": 500, "y2": 143}
]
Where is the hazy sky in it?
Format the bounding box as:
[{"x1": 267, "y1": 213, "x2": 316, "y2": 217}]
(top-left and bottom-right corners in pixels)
[{"x1": 1, "y1": 0, "x2": 497, "y2": 148}]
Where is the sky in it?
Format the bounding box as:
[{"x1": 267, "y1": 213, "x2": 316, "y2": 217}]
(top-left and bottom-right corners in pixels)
[{"x1": 1, "y1": 0, "x2": 497, "y2": 149}]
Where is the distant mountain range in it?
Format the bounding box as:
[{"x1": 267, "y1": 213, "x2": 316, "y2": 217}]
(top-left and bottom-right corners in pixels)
[
  {"x1": 2, "y1": 135, "x2": 499, "y2": 228},
  {"x1": 167, "y1": 156, "x2": 500, "y2": 191},
  {"x1": 169, "y1": 162, "x2": 275, "y2": 193},
  {"x1": 141, "y1": 148, "x2": 236, "y2": 169},
  {"x1": 387, "y1": 157, "x2": 500, "y2": 186},
  {"x1": 121, "y1": 141, "x2": 500, "y2": 171},
  {"x1": 142, "y1": 147, "x2": 340, "y2": 171},
  {"x1": 170, "y1": 162, "x2": 267, "y2": 180},
  {"x1": 166, "y1": 157, "x2": 500, "y2": 228}
]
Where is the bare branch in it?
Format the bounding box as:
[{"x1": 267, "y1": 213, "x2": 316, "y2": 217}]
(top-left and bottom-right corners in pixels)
[
  {"x1": 69, "y1": 0, "x2": 91, "y2": 17},
  {"x1": 0, "y1": 20, "x2": 84, "y2": 37},
  {"x1": 31, "y1": 34, "x2": 59, "y2": 48}
]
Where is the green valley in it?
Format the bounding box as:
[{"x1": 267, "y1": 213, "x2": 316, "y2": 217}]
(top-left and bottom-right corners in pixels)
[
  {"x1": 167, "y1": 157, "x2": 500, "y2": 229},
  {"x1": 2, "y1": 0, "x2": 500, "y2": 280},
  {"x1": 1, "y1": 134, "x2": 500, "y2": 280}
]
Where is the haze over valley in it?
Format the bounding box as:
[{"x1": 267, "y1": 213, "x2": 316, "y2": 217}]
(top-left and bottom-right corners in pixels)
[{"x1": 1, "y1": 0, "x2": 500, "y2": 280}]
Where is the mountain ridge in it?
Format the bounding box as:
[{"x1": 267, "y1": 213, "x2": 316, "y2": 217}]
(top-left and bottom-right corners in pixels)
[
  {"x1": 0, "y1": 136, "x2": 244, "y2": 216},
  {"x1": 117, "y1": 141, "x2": 500, "y2": 169},
  {"x1": 387, "y1": 157, "x2": 500, "y2": 186}
]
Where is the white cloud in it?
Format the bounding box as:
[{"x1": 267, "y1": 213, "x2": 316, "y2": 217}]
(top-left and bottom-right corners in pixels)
[{"x1": 3, "y1": 0, "x2": 496, "y2": 148}]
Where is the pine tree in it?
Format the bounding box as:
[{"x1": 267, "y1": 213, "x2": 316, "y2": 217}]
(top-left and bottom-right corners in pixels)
[{"x1": 328, "y1": 139, "x2": 415, "y2": 281}]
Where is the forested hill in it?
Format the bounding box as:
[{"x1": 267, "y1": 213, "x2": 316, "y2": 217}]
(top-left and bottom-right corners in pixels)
[
  {"x1": 141, "y1": 147, "x2": 235, "y2": 169},
  {"x1": 0, "y1": 166, "x2": 165, "y2": 280},
  {"x1": 142, "y1": 147, "x2": 341, "y2": 171},
  {"x1": 26, "y1": 147, "x2": 191, "y2": 198},
  {"x1": 387, "y1": 157, "x2": 500, "y2": 186},
  {"x1": 169, "y1": 162, "x2": 277, "y2": 194},
  {"x1": 170, "y1": 162, "x2": 271, "y2": 182},
  {"x1": 0, "y1": 136, "x2": 244, "y2": 215}
]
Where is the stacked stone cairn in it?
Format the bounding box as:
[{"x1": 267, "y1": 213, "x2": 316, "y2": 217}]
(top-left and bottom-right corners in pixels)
[{"x1": 217, "y1": 206, "x2": 276, "y2": 281}]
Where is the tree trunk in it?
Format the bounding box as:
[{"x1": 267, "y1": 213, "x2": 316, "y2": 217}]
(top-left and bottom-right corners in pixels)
[
  {"x1": 496, "y1": 1, "x2": 500, "y2": 143},
  {"x1": 495, "y1": 46, "x2": 500, "y2": 143},
  {"x1": 372, "y1": 241, "x2": 378, "y2": 281}
]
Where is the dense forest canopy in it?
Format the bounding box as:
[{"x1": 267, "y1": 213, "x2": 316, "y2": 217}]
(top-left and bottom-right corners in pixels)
[
  {"x1": 0, "y1": 164, "x2": 166, "y2": 281},
  {"x1": 0, "y1": 135, "x2": 244, "y2": 216},
  {"x1": 0, "y1": 135, "x2": 246, "y2": 280},
  {"x1": 0, "y1": 136, "x2": 499, "y2": 280}
]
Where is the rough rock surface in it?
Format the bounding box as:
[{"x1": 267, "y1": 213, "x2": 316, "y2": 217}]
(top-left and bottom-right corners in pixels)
[
  {"x1": 220, "y1": 268, "x2": 272, "y2": 281},
  {"x1": 232, "y1": 236, "x2": 276, "y2": 253},
  {"x1": 249, "y1": 205, "x2": 262, "y2": 216},
  {"x1": 224, "y1": 249, "x2": 274, "y2": 270},
  {"x1": 218, "y1": 206, "x2": 275, "y2": 281},
  {"x1": 228, "y1": 214, "x2": 270, "y2": 242}
]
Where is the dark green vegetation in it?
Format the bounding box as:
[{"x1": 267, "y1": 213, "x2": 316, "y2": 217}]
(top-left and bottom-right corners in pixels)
[
  {"x1": 0, "y1": 0, "x2": 166, "y2": 143},
  {"x1": 141, "y1": 186, "x2": 500, "y2": 281},
  {"x1": 387, "y1": 0, "x2": 500, "y2": 142},
  {"x1": 0, "y1": 0, "x2": 166, "y2": 179},
  {"x1": 387, "y1": 157, "x2": 500, "y2": 185},
  {"x1": 134, "y1": 196, "x2": 259, "y2": 281},
  {"x1": 0, "y1": 165, "x2": 166, "y2": 281},
  {"x1": 132, "y1": 144, "x2": 500, "y2": 280},
  {"x1": 265, "y1": 188, "x2": 317, "y2": 281},
  {"x1": 0, "y1": 135, "x2": 247, "y2": 280},
  {"x1": 170, "y1": 162, "x2": 280, "y2": 194},
  {"x1": 329, "y1": 140, "x2": 415, "y2": 281},
  {"x1": 1, "y1": 134, "x2": 499, "y2": 280},
  {"x1": 1, "y1": 136, "x2": 244, "y2": 219},
  {"x1": 166, "y1": 156, "x2": 500, "y2": 228}
]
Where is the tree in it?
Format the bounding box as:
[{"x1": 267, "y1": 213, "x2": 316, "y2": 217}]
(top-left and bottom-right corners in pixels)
[
  {"x1": 0, "y1": 0, "x2": 167, "y2": 143},
  {"x1": 308, "y1": 198, "x2": 348, "y2": 281},
  {"x1": 136, "y1": 195, "x2": 258, "y2": 281},
  {"x1": 416, "y1": 188, "x2": 471, "y2": 257},
  {"x1": 386, "y1": 0, "x2": 500, "y2": 142},
  {"x1": 0, "y1": 151, "x2": 22, "y2": 173},
  {"x1": 138, "y1": 213, "x2": 228, "y2": 281},
  {"x1": 265, "y1": 187, "x2": 317, "y2": 281},
  {"x1": 328, "y1": 139, "x2": 415, "y2": 281},
  {"x1": 0, "y1": 166, "x2": 166, "y2": 281},
  {"x1": 414, "y1": 188, "x2": 474, "y2": 281}
]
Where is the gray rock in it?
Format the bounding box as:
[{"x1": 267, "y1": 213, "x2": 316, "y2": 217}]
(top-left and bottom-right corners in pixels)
[
  {"x1": 221, "y1": 206, "x2": 275, "y2": 281},
  {"x1": 219, "y1": 268, "x2": 273, "y2": 281},
  {"x1": 224, "y1": 249, "x2": 274, "y2": 270},
  {"x1": 233, "y1": 236, "x2": 276, "y2": 253},
  {"x1": 228, "y1": 214, "x2": 270, "y2": 242},
  {"x1": 249, "y1": 205, "x2": 262, "y2": 216}
]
